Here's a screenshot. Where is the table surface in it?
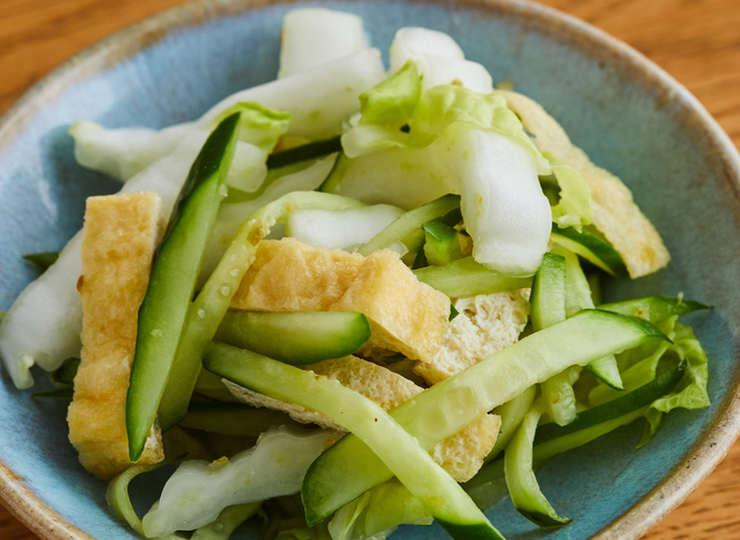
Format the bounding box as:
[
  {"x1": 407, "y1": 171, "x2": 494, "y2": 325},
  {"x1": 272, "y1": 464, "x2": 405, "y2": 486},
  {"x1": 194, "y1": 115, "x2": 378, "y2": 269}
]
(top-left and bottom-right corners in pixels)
[{"x1": 0, "y1": 0, "x2": 738, "y2": 539}]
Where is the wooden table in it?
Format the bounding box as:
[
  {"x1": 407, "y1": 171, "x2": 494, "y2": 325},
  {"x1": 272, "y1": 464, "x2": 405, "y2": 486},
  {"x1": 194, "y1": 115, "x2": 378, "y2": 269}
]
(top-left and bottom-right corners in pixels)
[{"x1": 0, "y1": 0, "x2": 738, "y2": 538}]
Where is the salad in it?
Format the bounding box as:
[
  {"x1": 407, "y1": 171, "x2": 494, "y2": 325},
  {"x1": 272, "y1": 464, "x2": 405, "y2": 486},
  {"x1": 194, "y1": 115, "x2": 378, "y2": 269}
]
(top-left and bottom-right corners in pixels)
[{"x1": 0, "y1": 7, "x2": 711, "y2": 540}]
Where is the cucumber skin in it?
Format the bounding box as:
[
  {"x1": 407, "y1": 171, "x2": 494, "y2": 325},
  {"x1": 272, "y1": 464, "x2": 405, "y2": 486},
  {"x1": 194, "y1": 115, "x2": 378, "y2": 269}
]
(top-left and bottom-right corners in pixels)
[
  {"x1": 126, "y1": 113, "x2": 241, "y2": 461},
  {"x1": 214, "y1": 311, "x2": 371, "y2": 365},
  {"x1": 302, "y1": 309, "x2": 669, "y2": 523},
  {"x1": 465, "y1": 362, "x2": 685, "y2": 512},
  {"x1": 598, "y1": 295, "x2": 710, "y2": 323},
  {"x1": 266, "y1": 136, "x2": 342, "y2": 169},
  {"x1": 422, "y1": 220, "x2": 462, "y2": 267},
  {"x1": 156, "y1": 192, "x2": 363, "y2": 433},
  {"x1": 414, "y1": 257, "x2": 532, "y2": 298},
  {"x1": 504, "y1": 406, "x2": 570, "y2": 527},
  {"x1": 535, "y1": 360, "x2": 685, "y2": 445},
  {"x1": 204, "y1": 343, "x2": 504, "y2": 540},
  {"x1": 530, "y1": 252, "x2": 566, "y2": 331},
  {"x1": 357, "y1": 194, "x2": 460, "y2": 257},
  {"x1": 550, "y1": 225, "x2": 629, "y2": 279}
]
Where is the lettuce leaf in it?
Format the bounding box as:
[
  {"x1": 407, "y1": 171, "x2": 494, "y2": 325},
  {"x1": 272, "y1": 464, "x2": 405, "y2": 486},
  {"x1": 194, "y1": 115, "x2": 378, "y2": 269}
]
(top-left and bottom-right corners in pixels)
[
  {"x1": 335, "y1": 68, "x2": 552, "y2": 275},
  {"x1": 70, "y1": 49, "x2": 385, "y2": 181},
  {"x1": 541, "y1": 152, "x2": 593, "y2": 231},
  {"x1": 388, "y1": 27, "x2": 492, "y2": 93},
  {"x1": 640, "y1": 322, "x2": 710, "y2": 445}
]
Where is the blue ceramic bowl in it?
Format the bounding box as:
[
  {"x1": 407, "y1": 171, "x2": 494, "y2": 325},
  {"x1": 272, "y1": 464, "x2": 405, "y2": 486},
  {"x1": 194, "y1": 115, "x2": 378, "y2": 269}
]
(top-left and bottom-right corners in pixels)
[{"x1": 1, "y1": 1, "x2": 739, "y2": 539}]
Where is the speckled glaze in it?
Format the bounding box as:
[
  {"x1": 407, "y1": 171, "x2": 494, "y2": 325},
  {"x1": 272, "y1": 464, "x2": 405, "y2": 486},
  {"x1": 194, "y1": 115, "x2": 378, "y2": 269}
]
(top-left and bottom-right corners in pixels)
[{"x1": 0, "y1": 1, "x2": 738, "y2": 539}]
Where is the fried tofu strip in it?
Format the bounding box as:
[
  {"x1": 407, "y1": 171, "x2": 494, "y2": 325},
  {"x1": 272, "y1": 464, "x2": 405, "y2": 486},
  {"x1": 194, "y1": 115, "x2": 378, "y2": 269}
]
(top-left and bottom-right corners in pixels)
[
  {"x1": 496, "y1": 89, "x2": 670, "y2": 278},
  {"x1": 224, "y1": 355, "x2": 499, "y2": 482},
  {"x1": 231, "y1": 238, "x2": 450, "y2": 362},
  {"x1": 68, "y1": 192, "x2": 165, "y2": 479},
  {"x1": 415, "y1": 290, "x2": 530, "y2": 385}
]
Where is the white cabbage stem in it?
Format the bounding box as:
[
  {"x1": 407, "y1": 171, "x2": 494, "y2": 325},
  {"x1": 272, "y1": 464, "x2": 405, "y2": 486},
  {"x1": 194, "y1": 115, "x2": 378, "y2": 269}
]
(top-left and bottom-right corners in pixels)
[
  {"x1": 389, "y1": 27, "x2": 493, "y2": 93},
  {"x1": 72, "y1": 48, "x2": 386, "y2": 181},
  {"x1": 448, "y1": 126, "x2": 552, "y2": 276},
  {"x1": 142, "y1": 426, "x2": 336, "y2": 537},
  {"x1": 0, "y1": 132, "x2": 211, "y2": 388},
  {"x1": 278, "y1": 8, "x2": 369, "y2": 79}
]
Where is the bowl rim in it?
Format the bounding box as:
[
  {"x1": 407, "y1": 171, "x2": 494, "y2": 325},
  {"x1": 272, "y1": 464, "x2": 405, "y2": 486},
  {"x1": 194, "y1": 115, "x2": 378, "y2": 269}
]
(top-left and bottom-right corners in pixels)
[{"x1": 1, "y1": 0, "x2": 739, "y2": 539}]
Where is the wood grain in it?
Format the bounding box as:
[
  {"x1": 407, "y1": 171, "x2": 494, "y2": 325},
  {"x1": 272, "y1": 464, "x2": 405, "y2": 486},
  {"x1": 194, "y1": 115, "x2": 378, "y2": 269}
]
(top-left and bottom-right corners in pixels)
[{"x1": 0, "y1": 0, "x2": 738, "y2": 539}]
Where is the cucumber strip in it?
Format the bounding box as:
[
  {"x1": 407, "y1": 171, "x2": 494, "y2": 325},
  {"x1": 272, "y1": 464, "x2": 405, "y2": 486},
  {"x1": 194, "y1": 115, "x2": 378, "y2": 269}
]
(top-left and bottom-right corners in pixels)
[
  {"x1": 535, "y1": 361, "x2": 685, "y2": 444},
  {"x1": 50, "y1": 357, "x2": 80, "y2": 387},
  {"x1": 413, "y1": 257, "x2": 532, "y2": 298},
  {"x1": 191, "y1": 503, "x2": 261, "y2": 540},
  {"x1": 558, "y1": 246, "x2": 592, "y2": 317},
  {"x1": 203, "y1": 343, "x2": 506, "y2": 540},
  {"x1": 504, "y1": 404, "x2": 570, "y2": 527},
  {"x1": 357, "y1": 194, "x2": 460, "y2": 256},
  {"x1": 181, "y1": 402, "x2": 297, "y2": 436},
  {"x1": 466, "y1": 363, "x2": 684, "y2": 511},
  {"x1": 598, "y1": 295, "x2": 710, "y2": 324},
  {"x1": 107, "y1": 460, "x2": 182, "y2": 539},
  {"x1": 555, "y1": 246, "x2": 623, "y2": 390},
  {"x1": 464, "y1": 410, "x2": 644, "y2": 511},
  {"x1": 588, "y1": 341, "x2": 672, "y2": 407},
  {"x1": 486, "y1": 386, "x2": 537, "y2": 463},
  {"x1": 22, "y1": 251, "x2": 59, "y2": 271},
  {"x1": 156, "y1": 191, "x2": 368, "y2": 433},
  {"x1": 32, "y1": 388, "x2": 74, "y2": 400},
  {"x1": 214, "y1": 311, "x2": 371, "y2": 365},
  {"x1": 587, "y1": 272, "x2": 602, "y2": 306},
  {"x1": 126, "y1": 113, "x2": 241, "y2": 461},
  {"x1": 531, "y1": 252, "x2": 577, "y2": 427},
  {"x1": 266, "y1": 136, "x2": 342, "y2": 169},
  {"x1": 194, "y1": 369, "x2": 241, "y2": 402},
  {"x1": 550, "y1": 224, "x2": 629, "y2": 279},
  {"x1": 530, "y1": 252, "x2": 567, "y2": 331},
  {"x1": 318, "y1": 151, "x2": 352, "y2": 193},
  {"x1": 534, "y1": 407, "x2": 647, "y2": 462},
  {"x1": 422, "y1": 220, "x2": 463, "y2": 266},
  {"x1": 302, "y1": 309, "x2": 668, "y2": 523},
  {"x1": 540, "y1": 368, "x2": 579, "y2": 427}
]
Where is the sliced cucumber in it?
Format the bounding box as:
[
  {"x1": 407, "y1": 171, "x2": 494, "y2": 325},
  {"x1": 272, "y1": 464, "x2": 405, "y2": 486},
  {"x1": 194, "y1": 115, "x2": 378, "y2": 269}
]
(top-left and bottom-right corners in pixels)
[
  {"x1": 598, "y1": 295, "x2": 710, "y2": 324},
  {"x1": 50, "y1": 357, "x2": 80, "y2": 387},
  {"x1": 302, "y1": 309, "x2": 668, "y2": 523},
  {"x1": 107, "y1": 458, "x2": 179, "y2": 537},
  {"x1": 486, "y1": 386, "x2": 537, "y2": 463},
  {"x1": 214, "y1": 311, "x2": 371, "y2": 365},
  {"x1": 422, "y1": 220, "x2": 462, "y2": 266},
  {"x1": 32, "y1": 388, "x2": 74, "y2": 400},
  {"x1": 535, "y1": 361, "x2": 685, "y2": 445},
  {"x1": 465, "y1": 362, "x2": 685, "y2": 511},
  {"x1": 22, "y1": 251, "x2": 59, "y2": 271},
  {"x1": 554, "y1": 245, "x2": 623, "y2": 390},
  {"x1": 531, "y1": 252, "x2": 578, "y2": 427},
  {"x1": 550, "y1": 224, "x2": 629, "y2": 279},
  {"x1": 156, "y1": 191, "x2": 375, "y2": 433},
  {"x1": 180, "y1": 402, "x2": 297, "y2": 437},
  {"x1": 357, "y1": 193, "x2": 460, "y2": 256},
  {"x1": 266, "y1": 136, "x2": 342, "y2": 169},
  {"x1": 505, "y1": 404, "x2": 570, "y2": 527},
  {"x1": 414, "y1": 257, "x2": 532, "y2": 298},
  {"x1": 126, "y1": 112, "x2": 241, "y2": 461},
  {"x1": 204, "y1": 343, "x2": 505, "y2": 540},
  {"x1": 530, "y1": 253, "x2": 566, "y2": 331}
]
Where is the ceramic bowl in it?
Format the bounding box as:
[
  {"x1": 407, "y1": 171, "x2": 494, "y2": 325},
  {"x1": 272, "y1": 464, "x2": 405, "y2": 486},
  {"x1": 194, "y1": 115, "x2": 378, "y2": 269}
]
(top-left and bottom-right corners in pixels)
[{"x1": 1, "y1": 0, "x2": 739, "y2": 539}]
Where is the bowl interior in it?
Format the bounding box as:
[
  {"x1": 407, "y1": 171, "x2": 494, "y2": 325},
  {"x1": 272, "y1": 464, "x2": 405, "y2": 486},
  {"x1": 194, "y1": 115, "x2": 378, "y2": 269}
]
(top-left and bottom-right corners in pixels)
[{"x1": 1, "y1": 1, "x2": 738, "y2": 539}]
